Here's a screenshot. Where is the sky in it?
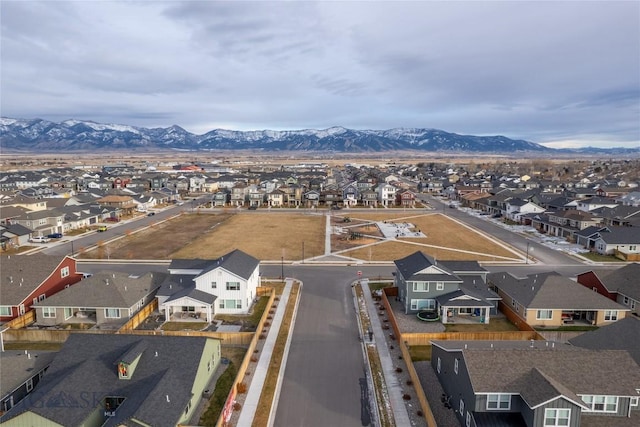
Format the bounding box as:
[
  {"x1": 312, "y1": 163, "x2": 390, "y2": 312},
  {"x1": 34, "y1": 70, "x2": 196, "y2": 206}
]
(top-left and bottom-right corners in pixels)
[{"x1": 1, "y1": 1, "x2": 639, "y2": 149}]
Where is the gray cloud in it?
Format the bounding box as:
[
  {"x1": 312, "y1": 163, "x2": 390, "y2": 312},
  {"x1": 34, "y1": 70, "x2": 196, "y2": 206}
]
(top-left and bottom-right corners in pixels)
[{"x1": 1, "y1": 0, "x2": 638, "y2": 148}]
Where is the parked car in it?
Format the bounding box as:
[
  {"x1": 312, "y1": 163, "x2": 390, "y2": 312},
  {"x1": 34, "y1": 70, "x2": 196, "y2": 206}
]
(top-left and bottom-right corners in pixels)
[
  {"x1": 331, "y1": 205, "x2": 342, "y2": 210},
  {"x1": 97, "y1": 226, "x2": 108, "y2": 232},
  {"x1": 248, "y1": 205, "x2": 258, "y2": 210},
  {"x1": 147, "y1": 212, "x2": 155, "y2": 216},
  {"x1": 29, "y1": 236, "x2": 51, "y2": 243},
  {"x1": 47, "y1": 232, "x2": 63, "y2": 239},
  {"x1": 105, "y1": 217, "x2": 120, "y2": 222}
]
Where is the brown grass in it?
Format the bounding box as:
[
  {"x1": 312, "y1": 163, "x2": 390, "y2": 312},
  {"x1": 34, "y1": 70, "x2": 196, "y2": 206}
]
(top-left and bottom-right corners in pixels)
[
  {"x1": 172, "y1": 213, "x2": 325, "y2": 260},
  {"x1": 251, "y1": 282, "x2": 300, "y2": 427}
]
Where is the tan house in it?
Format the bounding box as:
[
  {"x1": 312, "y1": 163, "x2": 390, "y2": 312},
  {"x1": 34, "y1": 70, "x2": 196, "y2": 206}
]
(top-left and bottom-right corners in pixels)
[
  {"x1": 488, "y1": 271, "x2": 629, "y2": 327},
  {"x1": 96, "y1": 194, "x2": 136, "y2": 216}
]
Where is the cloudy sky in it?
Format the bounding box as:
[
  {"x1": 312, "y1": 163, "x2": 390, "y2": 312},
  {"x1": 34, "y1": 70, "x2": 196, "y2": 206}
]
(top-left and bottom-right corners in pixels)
[{"x1": 2, "y1": 1, "x2": 639, "y2": 148}]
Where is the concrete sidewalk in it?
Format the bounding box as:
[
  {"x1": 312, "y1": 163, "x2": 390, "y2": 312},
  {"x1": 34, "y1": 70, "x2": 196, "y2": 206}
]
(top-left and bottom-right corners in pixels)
[
  {"x1": 361, "y1": 279, "x2": 412, "y2": 427},
  {"x1": 236, "y1": 279, "x2": 293, "y2": 427}
]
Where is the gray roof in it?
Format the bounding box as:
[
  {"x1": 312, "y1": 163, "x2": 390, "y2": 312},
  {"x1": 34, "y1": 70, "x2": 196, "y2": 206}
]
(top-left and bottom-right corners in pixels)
[
  {"x1": 394, "y1": 251, "x2": 462, "y2": 283},
  {"x1": 0, "y1": 254, "x2": 73, "y2": 305},
  {"x1": 33, "y1": 270, "x2": 165, "y2": 309},
  {"x1": 596, "y1": 226, "x2": 640, "y2": 244},
  {"x1": 433, "y1": 340, "x2": 640, "y2": 399},
  {"x1": 0, "y1": 350, "x2": 57, "y2": 399},
  {"x1": 569, "y1": 316, "x2": 640, "y2": 364},
  {"x1": 437, "y1": 260, "x2": 487, "y2": 275},
  {"x1": 0, "y1": 334, "x2": 218, "y2": 426},
  {"x1": 599, "y1": 263, "x2": 640, "y2": 299},
  {"x1": 488, "y1": 271, "x2": 628, "y2": 310},
  {"x1": 168, "y1": 249, "x2": 260, "y2": 281}
]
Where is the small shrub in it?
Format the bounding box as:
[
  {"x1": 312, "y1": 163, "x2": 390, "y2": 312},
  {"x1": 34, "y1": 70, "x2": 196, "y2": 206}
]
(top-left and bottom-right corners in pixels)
[
  {"x1": 237, "y1": 383, "x2": 247, "y2": 394},
  {"x1": 274, "y1": 297, "x2": 280, "y2": 301},
  {"x1": 398, "y1": 355, "x2": 403, "y2": 360},
  {"x1": 267, "y1": 315, "x2": 273, "y2": 320},
  {"x1": 245, "y1": 371, "x2": 251, "y2": 375},
  {"x1": 389, "y1": 334, "x2": 396, "y2": 341},
  {"x1": 406, "y1": 380, "x2": 413, "y2": 386},
  {"x1": 264, "y1": 321, "x2": 271, "y2": 326},
  {"x1": 269, "y1": 310, "x2": 275, "y2": 315},
  {"x1": 402, "y1": 394, "x2": 411, "y2": 400},
  {"x1": 250, "y1": 356, "x2": 258, "y2": 362},
  {"x1": 395, "y1": 367, "x2": 403, "y2": 373},
  {"x1": 389, "y1": 345, "x2": 394, "y2": 350},
  {"x1": 416, "y1": 410, "x2": 424, "y2": 417},
  {"x1": 259, "y1": 334, "x2": 266, "y2": 340},
  {"x1": 254, "y1": 349, "x2": 259, "y2": 353},
  {"x1": 233, "y1": 402, "x2": 242, "y2": 411}
]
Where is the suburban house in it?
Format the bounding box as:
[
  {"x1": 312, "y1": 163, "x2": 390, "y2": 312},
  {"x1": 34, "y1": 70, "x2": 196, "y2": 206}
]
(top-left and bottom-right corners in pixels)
[
  {"x1": 0, "y1": 334, "x2": 222, "y2": 427},
  {"x1": 393, "y1": 252, "x2": 499, "y2": 323},
  {"x1": 591, "y1": 226, "x2": 640, "y2": 259},
  {"x1": 0, "y1": 350, "x2": 56, "y2": 414},
  {"x1": 0, "y1": 223, "x2": 32, "y2": 251},
  {"x1": 0, "y1": 255, "x2": 82, "y2": 322},
  {"x1": 576, "y1": 263, "x2": 640, "y2": 316},
  {"x1": 488, "y1": 271, "x2": 630, "y2": 327},
  {"x1": 431, "y1": 339, "x2": 640, "y2": 427},
  {"x1": 32, "y1": 271, "x2": 164, "y2": 329},
  {"x1": 156, "y1": 249, "x2": 260, "y2": 322}
]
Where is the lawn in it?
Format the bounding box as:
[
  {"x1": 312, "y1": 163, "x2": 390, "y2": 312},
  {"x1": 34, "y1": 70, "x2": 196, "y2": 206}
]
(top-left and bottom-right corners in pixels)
[
  {"x1": 444, "y1": 317, "x2": 520, "y2": 332},
  {"x1": 161, "y1": 321, "x2": 208, "y2": 331}
]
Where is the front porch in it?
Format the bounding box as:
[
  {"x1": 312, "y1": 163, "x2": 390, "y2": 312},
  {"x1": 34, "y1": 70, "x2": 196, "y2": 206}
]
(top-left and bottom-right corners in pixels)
[{"x1": 441, "y1": 305, "x2": 492, "y2": 324}]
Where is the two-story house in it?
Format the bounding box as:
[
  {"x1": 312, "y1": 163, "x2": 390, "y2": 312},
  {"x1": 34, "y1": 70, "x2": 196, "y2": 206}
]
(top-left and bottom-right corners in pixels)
[
  {"x1": 577, "y1": 263, "x2": 640, "y2": 316},
  {"x1": 156, "y1": 249, "x2": 260, "y2": 322},
  {"x1": 393, "y1": 252, "x2": 498, "y2": 323},
  {"x1": 431, "y1": 339, "x2": 640, "y2": 427},
  {"x1": 0, "y1": 255, "x2": 82, "y2": 322}
]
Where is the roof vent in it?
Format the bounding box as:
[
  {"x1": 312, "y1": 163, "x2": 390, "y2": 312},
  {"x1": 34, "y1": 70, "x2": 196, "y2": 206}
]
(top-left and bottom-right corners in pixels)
[
  {"x1": 166, "y1": 395, "x2": 170, "y2": 403},
  {"x1": 490, "y1": 343, "x2": 494, "y2": 349},
  {"x1": 105, "y1": 279, "x2": 109, "y2": 285},
  {"x1": 530, "y1": 340, "x2": 534, "y2": 348},
  {"x1": 155, "y1": 351, "x2": 158, "y2": 357},
  {"x1": 113, "y1": 273, "x2": 116, "y2": 278}
]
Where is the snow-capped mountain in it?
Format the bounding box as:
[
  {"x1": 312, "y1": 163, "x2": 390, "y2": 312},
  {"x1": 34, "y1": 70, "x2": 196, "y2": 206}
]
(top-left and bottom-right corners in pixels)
[{"x1": 0, "y1": 117, "x2": 618, "y2": 154}]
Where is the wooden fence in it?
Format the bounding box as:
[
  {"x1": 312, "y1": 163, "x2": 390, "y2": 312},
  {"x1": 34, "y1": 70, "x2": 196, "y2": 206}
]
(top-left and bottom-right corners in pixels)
[
  {"x1": 4, "y1": 310, "x2": 36, "y2": 329},
  {"x1": 402, "y1": 331, "x2": 541, "y2": 346},
  {"x1": 118, "y1": 300, "x2": 158, "y2": 332}
]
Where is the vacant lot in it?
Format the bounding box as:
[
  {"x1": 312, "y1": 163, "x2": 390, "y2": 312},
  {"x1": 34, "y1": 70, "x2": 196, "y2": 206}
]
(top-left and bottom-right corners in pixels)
[
  {"x1": 171, "y1": 212, "x2": 325, "y2": 260},
  {"x1": 80, "y1": 210, "x2": 519, "y2": 262},
  {"x1": 339, "y1": 213, "x2": 519, "y2": 261}
]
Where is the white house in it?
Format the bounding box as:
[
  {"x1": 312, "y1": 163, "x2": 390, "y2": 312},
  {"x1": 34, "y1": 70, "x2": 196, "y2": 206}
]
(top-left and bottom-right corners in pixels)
[
  {"x1": 156, "y1": 249, "x2": 260, "y2": 322},
  {"x1": 377, "y1": 183, "x2": 397, "y2": 207}
]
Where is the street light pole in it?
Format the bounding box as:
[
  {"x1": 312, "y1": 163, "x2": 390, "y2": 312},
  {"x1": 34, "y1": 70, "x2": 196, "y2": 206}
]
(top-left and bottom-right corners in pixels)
[
  {"x1": 526, "y1": 242, "x2": 530, "y2": 264},
  {"x1": 302, "y1": 241, "x2": 305, "y2": 264},
  {"x1": 281, "y1": 256, "x2": 284, "y2": 280}
]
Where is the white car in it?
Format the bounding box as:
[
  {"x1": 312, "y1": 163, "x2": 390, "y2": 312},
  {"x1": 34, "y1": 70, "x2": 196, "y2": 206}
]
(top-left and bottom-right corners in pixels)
[{"x1": 29, "y1": 236, "x2": 51, "y2": 243}]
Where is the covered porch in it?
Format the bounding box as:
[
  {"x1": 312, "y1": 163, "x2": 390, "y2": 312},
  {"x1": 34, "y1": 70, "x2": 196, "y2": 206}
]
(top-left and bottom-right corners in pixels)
[
  {"x1": 161, "y1": 294, "x2": 215, "y2": 324},
  {"x1": 438, "y1": 296, "x2": 493, "y2": 324}
]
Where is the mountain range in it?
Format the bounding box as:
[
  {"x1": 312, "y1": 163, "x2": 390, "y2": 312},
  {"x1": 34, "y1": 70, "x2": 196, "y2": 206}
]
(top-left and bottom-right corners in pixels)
[{"x1": 0, "y1": 117, "x2": 636, "y2": 155}]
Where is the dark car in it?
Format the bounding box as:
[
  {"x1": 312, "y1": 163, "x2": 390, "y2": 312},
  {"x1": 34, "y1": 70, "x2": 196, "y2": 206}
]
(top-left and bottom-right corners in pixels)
[
  {"x1": 47, "y1": 233, "x2": 63, "y2": 239},
  {"x1": 331, "y1": 205, "x2": 342, "y2": 210},
  {"x1": 147, "y1": 212, "x2": 155, "y2": 216},
  {"x1": 248, "y1": 205, "x2": 258, "y2": 210}
]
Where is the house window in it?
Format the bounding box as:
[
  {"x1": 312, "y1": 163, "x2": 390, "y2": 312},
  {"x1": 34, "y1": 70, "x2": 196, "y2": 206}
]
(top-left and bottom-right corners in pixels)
[
  {"x1": 459, "y1": 398, "x2": 464, "y2": 416},
  {"x1": 623, "y1": 296, "x2": 629, "y2": 305},
  {"x1": 226, "y1": 282, "x2": 240, "y2": 291},
  {"x1": 410, "y1": 299, "x2": 436, "y2": 311},
  {"x1": 38, "y1": 294, "x2": 46, "y2": 302},
  {"x1": 581, "y1": 395, "x2": 618, "y2": 412},
  {"x1": 64, "y1": 308, "x2": 73, "y2": 319},
  {"x1": 26, "y1": 378, "x2": 33, "y2": 392},
  {"x1": 454, "y1": 358, "x2": 459, "y2": 374},
  {"x1": 43, "y1": 307, "x2": 56, "y2": 318},
  {"x1": 182, "y1": 306, "x2": 195, "y2": 312},
  {"x1": 466, "y1": 411, "x2": 471, "y2": 427},
  {"x1": 487, "y1": 394, "x2": 511, "y2": 410},
  {"x1": 219, "y1": 300, "x2": 242, "y2": 309},
  {"x1": 61, "y1": 266, "x2": 69, "y2": 278},
  {"x1": 544, "y1": 408, "x2": 570, "y2": 426},
  {"x1": 630, "y1": 396, "x2": 638, "y2": 407},
  {"x1": 105, "y1": 308, "x2": 121, "y2": 318},
  {"x1": 413, "y1": 282, "x2": 429, "y2": 292},
  {"x1": 537, "y1": 310, "x2": 553, "y2": 320},
  {"x1": 0, "y1": 306, "x2": 12, "y2": 316},
  {"x1": 604, "y1": 310, "x2": 618, "y2": 321},
  {"x1": 436, "y1": 282, "x2": 444, "y2": 291},
  {"x1": 211, "y1": 282, "x2": 217, "y2": 289}
]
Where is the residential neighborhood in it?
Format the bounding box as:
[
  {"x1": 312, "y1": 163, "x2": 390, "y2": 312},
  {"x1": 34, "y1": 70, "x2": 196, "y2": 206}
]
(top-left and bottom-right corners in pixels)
[{"x1": 1, "y1": 158, "x2": 639, "y2": 427}]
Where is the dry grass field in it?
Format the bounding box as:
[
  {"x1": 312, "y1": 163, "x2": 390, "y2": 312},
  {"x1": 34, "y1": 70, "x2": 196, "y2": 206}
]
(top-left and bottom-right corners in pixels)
[
  {"x1": 171, "y1": 213, "x2": 325, "y2": 260},
  {"x1": 80, "y1": 210, "x2": 521, "y2": 262}
]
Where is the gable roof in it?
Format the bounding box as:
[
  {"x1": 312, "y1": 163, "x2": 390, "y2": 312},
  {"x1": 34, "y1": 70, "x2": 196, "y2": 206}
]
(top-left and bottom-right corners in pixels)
[
  {"x1": 0, "y1": 334, "x2": 217, "y2": 426},
  {"x1": 33, "y1": 271, "x2": 165, "y2": 308},
  {"x1": 197, "y1": 249, "x2": 260, "y2": 280},
  {"x1": 433, "y1": 340, "x2": 640, "y2": 400},
  {"x1": 595, "y1": 226, "x2": 640, "y2": 244},
  {"x1": 394, "y1": 251, "x2": 462, "y2": 282},
  {"x1": 568, "y1": 316, "x2": 640, "y2": 364},
  {"x1": 0, "y1": 255, "x2": 73, "y2": 305},
  {"x1": 488, "y1": 271, "x2": 628, "y2": 310},
  {"x1": 598, "y1": 263, "x2": 640, "y2": 299}
]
